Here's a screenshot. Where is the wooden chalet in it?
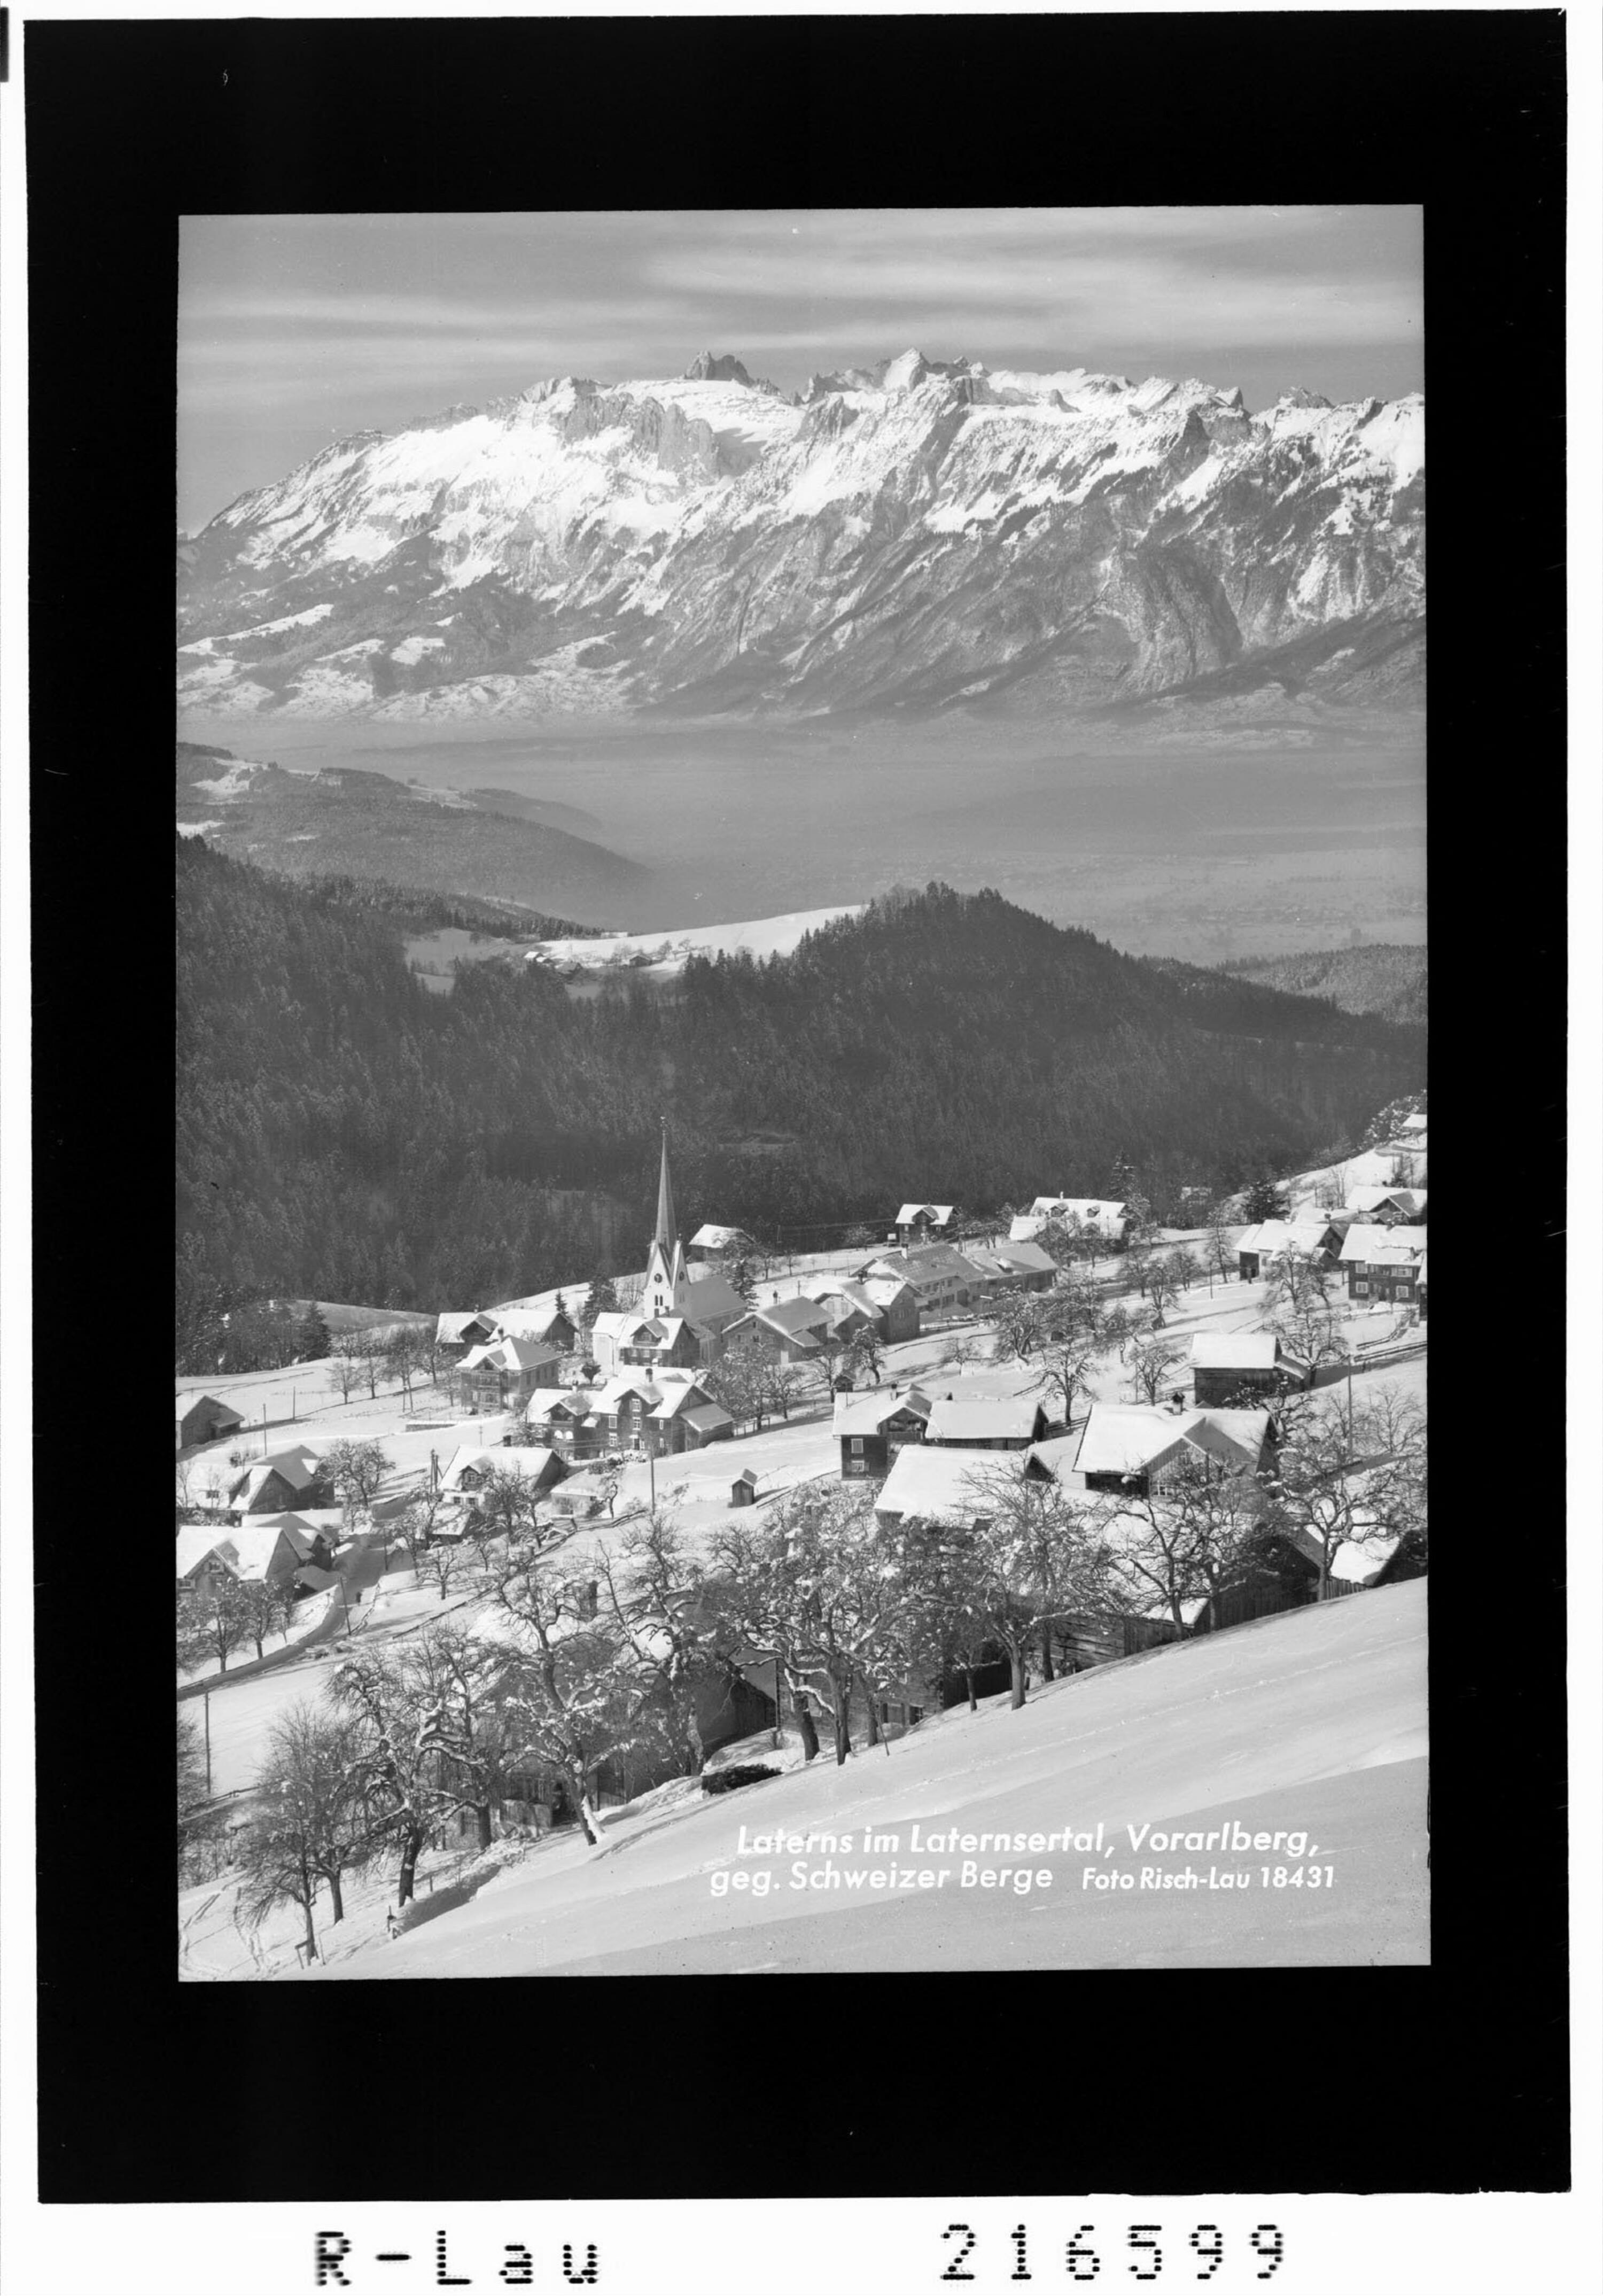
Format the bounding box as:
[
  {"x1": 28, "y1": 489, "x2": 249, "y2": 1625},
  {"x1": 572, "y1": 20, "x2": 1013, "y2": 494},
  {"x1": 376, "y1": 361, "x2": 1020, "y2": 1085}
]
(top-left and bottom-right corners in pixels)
[
  {"x1": 835, "y1": 1386, "x2": 933, "y2": 1480},
  {"x1": 175, "y1": 1393, "x2": 245, "y2": 1453},
  {"x1": 1337, "y1": 1223, "x2": 1428, "y2": 1308},
  {"x1": 894, "y1": 1201, "x2": 955, "y2": 1246},
  {"x1": 1190, "y1": 1331, "x2": 1312, "y2": 1409},
  {"x1": 1234, "y1": 1217, "x2": 1345, "y2": 1281},
  {"x1": 923, "y1": 1391, "x2": 1051, "y2": 1450}
]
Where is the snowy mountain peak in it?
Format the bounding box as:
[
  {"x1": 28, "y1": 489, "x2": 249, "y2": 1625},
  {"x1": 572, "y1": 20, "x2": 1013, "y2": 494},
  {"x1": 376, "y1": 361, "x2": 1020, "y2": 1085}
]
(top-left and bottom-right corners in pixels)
[{"x1": 178, "y1": 347, "x2": 1425, "y2": 724}]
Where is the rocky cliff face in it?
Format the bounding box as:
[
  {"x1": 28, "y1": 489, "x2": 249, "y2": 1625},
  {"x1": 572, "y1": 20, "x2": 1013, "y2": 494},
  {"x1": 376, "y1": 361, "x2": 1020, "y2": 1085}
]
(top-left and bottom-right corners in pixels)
[{"x1": 177, "y1": 348, "x2": 1424, "y2": 722}]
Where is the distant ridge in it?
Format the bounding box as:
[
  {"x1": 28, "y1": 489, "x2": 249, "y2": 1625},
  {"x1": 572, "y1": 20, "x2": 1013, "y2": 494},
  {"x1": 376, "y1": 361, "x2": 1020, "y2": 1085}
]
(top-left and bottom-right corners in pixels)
[{"x1": 1222, "y1": 943, "x2": 1427, "y2": 1027}]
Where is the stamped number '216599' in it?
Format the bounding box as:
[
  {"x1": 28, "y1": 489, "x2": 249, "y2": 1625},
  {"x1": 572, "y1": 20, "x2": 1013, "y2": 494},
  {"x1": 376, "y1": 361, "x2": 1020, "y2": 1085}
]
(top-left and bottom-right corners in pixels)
[{"x1": 939, "y1": 2223, "x2": 1286, "y2": 2281}]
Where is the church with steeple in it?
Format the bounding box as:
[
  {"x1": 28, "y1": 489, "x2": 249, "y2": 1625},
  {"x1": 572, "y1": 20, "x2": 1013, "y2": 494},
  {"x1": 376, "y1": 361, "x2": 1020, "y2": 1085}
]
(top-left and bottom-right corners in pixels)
[
  {"x1": 642, "y1": 1124, "x2": 690, "y2": 1321},
  {"x1": 590, "y1": 1127, "x2": 748, "y2": 1374}
]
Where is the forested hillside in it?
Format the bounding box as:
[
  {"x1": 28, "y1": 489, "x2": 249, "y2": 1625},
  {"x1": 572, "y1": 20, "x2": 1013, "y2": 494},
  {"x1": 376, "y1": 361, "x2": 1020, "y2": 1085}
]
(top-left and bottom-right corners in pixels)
[
  {"x1": 176, "y1": 840, "x2": 1425, "y2": 1368},
  {"x1": 1221, "y1": 942, "x2": 1428, "y2": 1026}
]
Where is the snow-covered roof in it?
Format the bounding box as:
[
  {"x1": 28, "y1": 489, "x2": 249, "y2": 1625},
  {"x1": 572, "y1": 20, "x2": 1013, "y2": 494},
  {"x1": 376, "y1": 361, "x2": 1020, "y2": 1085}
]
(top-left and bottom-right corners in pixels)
[
  {"x1": 441, "y1": 1445, "x2": 559, "y2": 1490},
  {"x1": 1235, "y1": 1219, "x2": 1336, "y2": 1256},
  {"x1": 588, "y1": 1311, "x2": 656, "y2": 1343},
  {"x1": 176, "y1": 1392, "x2": 245, "y2": 1431},
  {"x1": 896, "y1": 1203, "x2": 954, "y2": 1226},
  {"x1": 1342, "y1": 1186, "x2": 1427, "y2": 1216},
  {"x1": 1190, "y1": 1331, "x2": 1281, "y2": 1369},
  {"x1": 228, "y1": 1448, "x2": 324, "y2": 1508},
  {"x1": 678, "y1": 1269, "x2": 748, "y2": 1322},
  {"x1": 689, "y1": 1223, "x2": 754, "y2": 1251},
  {"x1": 1027, "y1": 1197, "x2": 1129, "y2": 1226},
  {"x1": 855, "y1": 1273, "x2": 917, "y2": 1306},
  {"x1": 524, "y1": 1386, "x2": 580, "y2": 1418},
  {"x1": 1072, "y1": 1403, "x2": 1270, "y2": 1479},
  {"x1": 924, "y1": 1393, "x2": 1045, "y2": 1444},
  {"x1": 1337, "y1": 1223, "x2": 1428, "y2": 1266},
  {"x1": 436, "y1": 1310, "x2": 495, "y2": 1344},
  {"x1": 832, "y1": 1388, "x2": 931, "y2": 1438},
  {"x1": 680, "y1": 1400, "x2": 735, "y2": 1435},
  {"x1": 177, "y1": 1513, "x2": 321, "y2": 1583},
  {"x1": 874, "y1": 1444, "x2": 1024, "y2": 1524},
  {"x1": 864, "y1": 1243, "x2": 987, "y2": 1290},
  {"x1": 1024, "y1": 1432, "x2": 1086, "y2": 1480}
]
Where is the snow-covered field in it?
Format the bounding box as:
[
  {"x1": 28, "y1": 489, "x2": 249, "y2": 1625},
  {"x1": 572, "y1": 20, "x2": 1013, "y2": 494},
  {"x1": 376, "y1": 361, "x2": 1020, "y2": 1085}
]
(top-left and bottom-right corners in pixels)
[
  {"x1": 301, "y1": 1580, "x2": 1427, "y2": 1977},
  {"x1": 528, "y1": 905, "x2": 865, "y2": 976}
]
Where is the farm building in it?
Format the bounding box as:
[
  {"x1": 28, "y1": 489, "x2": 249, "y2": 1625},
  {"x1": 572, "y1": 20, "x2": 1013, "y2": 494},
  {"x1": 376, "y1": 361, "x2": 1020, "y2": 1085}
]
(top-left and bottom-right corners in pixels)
[
  {"x1": 873, "y1": 1442, "x2": 1025, "y2": 1529},
  {"x1": 688, "y1": 1223, "x2": 758, "y2": 1263},
  {"x1": 175, "y1": 1394, "x2": 246, "y2": 1453},
  {"x1": 834, "y1": 1387, "x2": 933, "y2": 1480},
  {"x1": 435, "y1": 1310, "x2": 500, "y2": 1359},
  {"x1": 1068, "y1": 1402, "x2": 1272, "y2": 1499},
  {"x1": 441, "y1": 1444, "x2": 568, "y2": 1499},
  {"x1": 1235, "y1": 1218, "x2": 1345, "y2": 1281},
  {"x1": 490, "y1": 1303, "x2": 581, "y2": 1354},
  {"x1": 923, "y1": 1392, "x2": 1051, "y2": 1450},
  {"x1": 721, "y1": 1297, "x2": 832, "y2": 1363},
  {"x1": 850, "y1": 1274, "x2": 921, "y2": 1343},
  {"x1": 177, "y1": 1512, "x2": 334, "y2": 1593},
  {"x1": 225, "y1": 1447, "x2": 332, "y2": 1516},
  {"x1": 1337, "y1": 1223, "x2": 1428, "y2": 1308},
  {"x1": 1190, "y1": 1331, "x2": 1313, "y2": 1408},
  {"x1": 1340, "y1": 1186, "x2": 1427, "y2": 1225}
]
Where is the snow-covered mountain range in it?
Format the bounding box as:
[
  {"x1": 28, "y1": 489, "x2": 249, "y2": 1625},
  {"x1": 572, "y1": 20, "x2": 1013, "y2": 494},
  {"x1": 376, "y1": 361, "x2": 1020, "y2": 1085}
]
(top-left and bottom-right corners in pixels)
[{"x1": 177, "y1": 349, "x2": 1424, "y2": 722}]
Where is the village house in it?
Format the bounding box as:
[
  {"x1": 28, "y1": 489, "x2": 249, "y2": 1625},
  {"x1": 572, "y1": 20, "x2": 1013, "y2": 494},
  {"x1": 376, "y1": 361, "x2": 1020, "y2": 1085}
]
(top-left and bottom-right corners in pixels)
[
  {"x1": 857, "y1": 1242, "x2": 990, "y2": 1318},
  {"x1": 435, "y1": 1309, "x2": 500, "y2": 1361},
  {"x1": 523, "y1": 1385, "x2": 604, "y2": 1459},
  {"x1": 588, "y1": 1309, "x2": 706, "y2": 1376},
  {"x1": 1012, "y1": 1197, "x2": 1132, "y2": 1250},
  {"x1": 1061, "y1": 1401, "x2": 1273, "y2": 1499},
  {"x1": 687, "y1": 1222, "x2": 758, "y2": 1264},
  {"x1": 923, "y1": 1391, "x2": 1052, "y2": 1450},
  {"x1": 224, "y1": 1447, "x2": 332, "y2": 1517},
  {"x1": 721, "y1": 1296, "x2": 833, "y2": 1364},
  {"x1": 175, "y1": 1393, "x2": 245, "y2": 1454},
  {"x1": 491, "y1": 1302, "x2": 581, "y2": 1355},
  {"x1": 873, "y1": 1442, "x2": 1025, "y2": 1529},
  {"x1": 176, "y1": 1511, "x2": 335, "y2": 1595},
  {"x1": 834, "y1": 1386, "x2": 933, "y2": 1480},
  {"x1": 894, "y1": 1201, "x2": 955, "y2": 1246},
  {"x1": 621, "y1": 1133, "x2": 749, "y2": 1361},
  {"x1": 1340, "y1": 1186, "x2": 1427, "y2": 1225},
  {"x1": 966, "y1": 1238, "x2": 1059, "y2": 1293},
  {"x1": 802, "y1": 1287, "x2": 879, "y2": 1346},
  {"x1": 455, "y1": 1334, "x2": 564, "y2": 1412},
  {"x1": 441, "y1": 1444, "x2": 569, "y2": 1500},
  {"x1": 855, "y1": 1272, "x2": 921, "y2": 1341},
  {"x1": 1190, "y1": 1331, "x2": 1313, "y2": 1409},
  {"x1": 1337, "y1": 1223, "x2": 1429, "y2": 1308},
  {"x1": 1234, "y1": 1217, "x2": 1345, "y2": 1282}
]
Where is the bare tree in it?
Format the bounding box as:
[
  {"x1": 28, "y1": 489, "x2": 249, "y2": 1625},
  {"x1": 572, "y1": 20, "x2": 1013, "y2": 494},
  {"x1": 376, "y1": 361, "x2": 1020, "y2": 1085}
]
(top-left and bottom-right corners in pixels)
[
  {"x1": 1124, "y1": 1335, "x2": 1188, "y2": 1406},
  {"x1": 178, "y1": 1574, "x2": 254, "y2": 1676},
  {"x1": 763, "y1": 1358, "x2": 811, "y2": 1422},
  {"x1": 323, "y1": 1438, "x2": 393, "y2": 1524},
  {"x1": 236, "y1": 1574, "x2": 294, "y2": 1661},
  {"x1": 383, "y1": 1327, "x2": 424, "y2": 1408},
  {"x1": 240, "y1": 1703, "x2": 369, "y2": 1957},
  {"x1": 495, "y1": 1538, "x2": 654, "y2": 1843},
  {"x1": 939, "y1": 1464, "x2": 1109, "y2": 1708}
]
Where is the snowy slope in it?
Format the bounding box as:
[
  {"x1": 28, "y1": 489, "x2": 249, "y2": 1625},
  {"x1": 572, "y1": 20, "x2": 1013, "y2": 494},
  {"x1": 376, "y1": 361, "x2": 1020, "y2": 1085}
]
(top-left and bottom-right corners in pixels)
[
  {"x1": 310, "y1": 1581, "x2": 1428, "y2": 1976},
  {"x1": 177, "y1": 348, "x2": 1423, "y2": 720}
]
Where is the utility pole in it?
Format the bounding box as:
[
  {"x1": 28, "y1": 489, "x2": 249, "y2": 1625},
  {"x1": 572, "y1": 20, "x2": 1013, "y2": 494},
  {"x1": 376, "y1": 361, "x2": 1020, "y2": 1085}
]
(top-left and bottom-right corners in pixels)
[{"x1": 203, "y1": 1688, "x2": 212, "y2": 1796}]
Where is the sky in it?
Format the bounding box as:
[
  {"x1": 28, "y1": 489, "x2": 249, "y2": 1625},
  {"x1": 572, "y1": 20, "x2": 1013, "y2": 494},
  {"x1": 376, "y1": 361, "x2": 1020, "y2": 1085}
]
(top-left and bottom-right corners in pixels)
[{"x1": 177, "y1": 206, "x2": 1422, "y2": 533}]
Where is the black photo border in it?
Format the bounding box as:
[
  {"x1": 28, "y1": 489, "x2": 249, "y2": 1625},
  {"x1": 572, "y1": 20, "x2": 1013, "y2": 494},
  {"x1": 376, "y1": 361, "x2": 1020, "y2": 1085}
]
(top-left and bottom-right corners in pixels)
[{"x1": 26, "y1": 6, "x2": 1568, "y2": 2205}]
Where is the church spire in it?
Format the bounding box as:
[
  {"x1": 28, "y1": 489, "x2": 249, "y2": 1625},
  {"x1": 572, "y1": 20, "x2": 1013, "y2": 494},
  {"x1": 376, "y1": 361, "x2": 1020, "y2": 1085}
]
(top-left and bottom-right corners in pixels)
[
  {"x1": 654, "y1": 1121, "x2": 678, "y2": 1253},
  {"x1": 643, "y1": 1122, "x2": 687, "y2": 1320}
]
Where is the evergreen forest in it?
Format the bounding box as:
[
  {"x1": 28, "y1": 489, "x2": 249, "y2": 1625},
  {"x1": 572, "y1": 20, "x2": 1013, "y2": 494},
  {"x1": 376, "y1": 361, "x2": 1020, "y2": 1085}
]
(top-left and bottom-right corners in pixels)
[{"x1": 176, "y1": 837, "x2": 1426, "y2": 1371}]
